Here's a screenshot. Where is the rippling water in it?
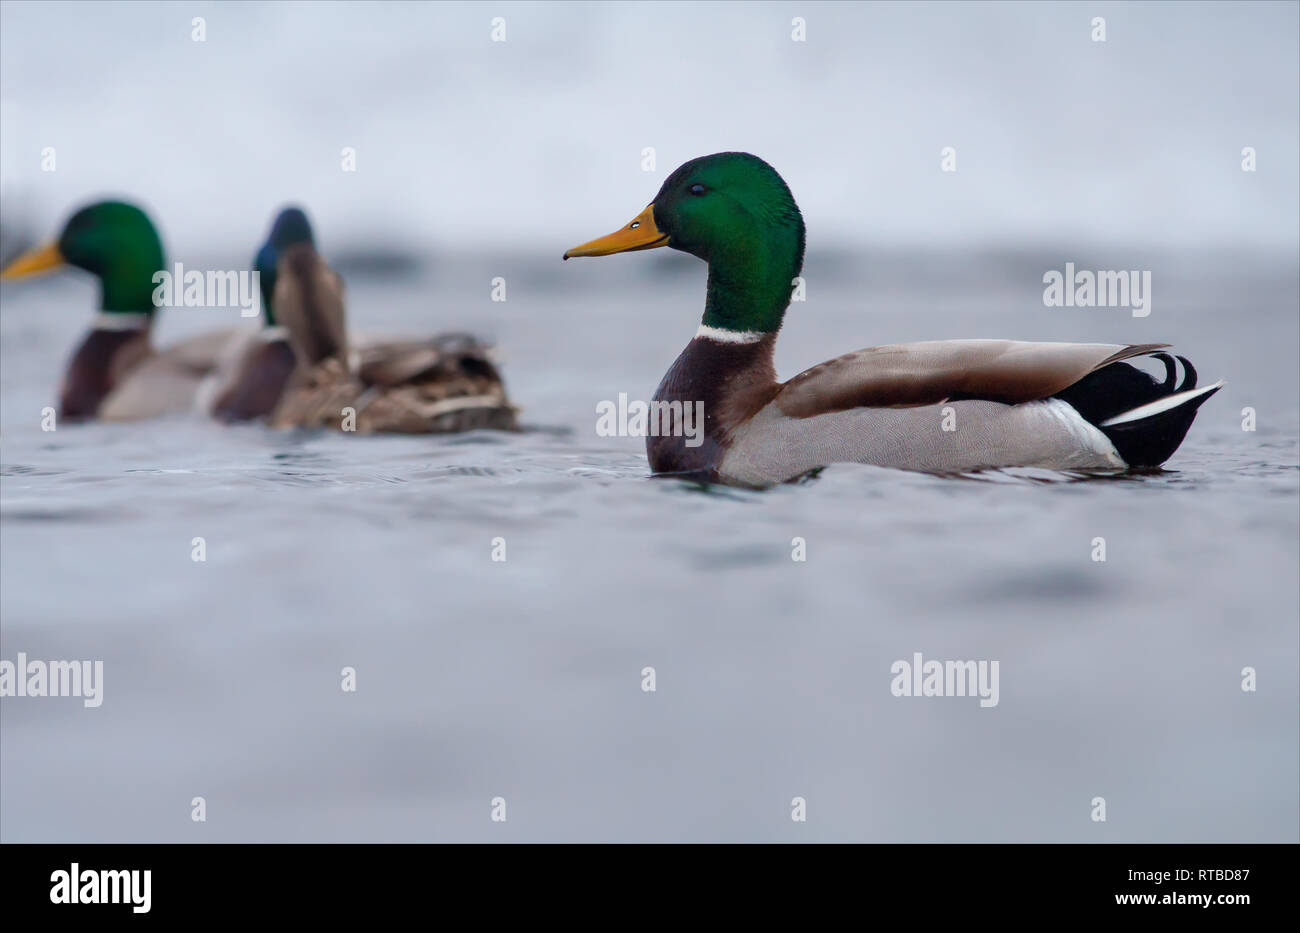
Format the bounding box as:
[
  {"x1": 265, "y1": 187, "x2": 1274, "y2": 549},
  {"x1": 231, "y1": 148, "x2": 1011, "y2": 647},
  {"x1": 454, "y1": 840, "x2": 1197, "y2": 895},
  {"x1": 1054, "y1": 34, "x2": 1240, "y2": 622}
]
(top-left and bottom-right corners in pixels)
[{"x1": 2, "y1": 251, "x2": 1297, "y2": 841}]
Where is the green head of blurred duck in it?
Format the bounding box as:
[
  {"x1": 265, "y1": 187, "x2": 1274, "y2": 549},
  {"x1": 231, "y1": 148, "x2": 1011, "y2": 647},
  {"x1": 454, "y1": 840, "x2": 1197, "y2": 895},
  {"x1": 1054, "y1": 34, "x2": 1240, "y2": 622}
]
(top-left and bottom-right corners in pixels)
[
  {"x1": 565, "y1": 151, "x2": 805, "y2": 336},
  {"x1": 0, "y1": 200, "x2": 241, "y2": 421},
  {"x1": 2, "y1": 200, "x2": 165, "y2": 317},
  {"x1": 564, "y1": 152, "x2": 1221, "y2": 485}
]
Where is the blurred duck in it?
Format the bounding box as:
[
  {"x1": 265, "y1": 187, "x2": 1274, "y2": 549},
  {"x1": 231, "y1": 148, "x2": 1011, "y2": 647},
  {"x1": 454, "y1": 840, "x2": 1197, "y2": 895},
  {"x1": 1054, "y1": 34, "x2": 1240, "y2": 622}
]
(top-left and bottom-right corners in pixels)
[
  {"x1": 208, "y1": 208, "x2": 326, "y2": 421},
  {"x1": 564, "y1": 152, "x2": 1222, "y2": 485},
  {"x1": 1, "y1": 201, "x2": 242, "y2": 421},
  {"x1": 220, "y1": 206, "x2": 516, "y2": 433}
]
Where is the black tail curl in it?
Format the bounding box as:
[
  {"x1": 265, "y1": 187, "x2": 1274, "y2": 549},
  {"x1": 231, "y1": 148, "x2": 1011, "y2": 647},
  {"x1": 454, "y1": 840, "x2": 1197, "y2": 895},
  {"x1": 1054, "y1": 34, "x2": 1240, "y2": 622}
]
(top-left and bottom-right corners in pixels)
[{"x1": 1053, "y1": 353, "x2": 1218, "y2": 468}]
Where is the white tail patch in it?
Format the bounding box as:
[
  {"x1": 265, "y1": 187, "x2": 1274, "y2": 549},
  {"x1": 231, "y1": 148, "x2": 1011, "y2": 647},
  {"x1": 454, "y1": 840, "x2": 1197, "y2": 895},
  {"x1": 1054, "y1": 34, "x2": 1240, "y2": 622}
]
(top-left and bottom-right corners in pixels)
[
  {"x1": 1100, "y1": 381, "x2": 1225, "y2": 427},
  {"x1": 695, "y1": 324, "x2": 767, "y2": 344},
  {"x1": 1039, "y1": 399, "x2": 1125, "y2": 464}
]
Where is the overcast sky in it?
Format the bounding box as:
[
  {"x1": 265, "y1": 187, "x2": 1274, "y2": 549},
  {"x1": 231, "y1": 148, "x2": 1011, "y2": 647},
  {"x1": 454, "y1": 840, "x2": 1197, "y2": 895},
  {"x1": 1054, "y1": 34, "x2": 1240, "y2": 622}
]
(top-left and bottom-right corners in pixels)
[{"x1": 1, "y1": 1, "x2": 1296, "y2": 258}]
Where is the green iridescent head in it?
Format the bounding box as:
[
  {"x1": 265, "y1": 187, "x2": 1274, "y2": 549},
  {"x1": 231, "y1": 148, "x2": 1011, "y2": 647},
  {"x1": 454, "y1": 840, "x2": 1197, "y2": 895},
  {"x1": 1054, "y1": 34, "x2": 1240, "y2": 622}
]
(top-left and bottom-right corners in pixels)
[
  {"x1": 565, "y1": 152, "x2": 806, "y2": 333},
  {"x1": 1, "y1": 200, "x2": 166, "y2": 314}
]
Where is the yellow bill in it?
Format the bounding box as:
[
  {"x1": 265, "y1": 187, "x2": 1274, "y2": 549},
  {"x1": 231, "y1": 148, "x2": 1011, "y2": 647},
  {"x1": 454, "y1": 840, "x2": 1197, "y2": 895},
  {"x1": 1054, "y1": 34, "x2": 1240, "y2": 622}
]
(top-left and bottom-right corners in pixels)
[
  {"x1": 563, "y1": 205, "x2": 668, "y2": 259},
  {"x1": 1, "y1": 242, "x2": 65, "y2": 280}
]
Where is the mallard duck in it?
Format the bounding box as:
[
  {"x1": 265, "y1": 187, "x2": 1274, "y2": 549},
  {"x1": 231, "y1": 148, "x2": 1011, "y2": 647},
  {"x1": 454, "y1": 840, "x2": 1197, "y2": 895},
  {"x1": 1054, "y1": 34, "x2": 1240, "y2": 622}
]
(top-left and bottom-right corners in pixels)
[
  {"x1": 564, "y1": 152, "x2": 1223, "y2": 485},
  {"x1": 1, "y1": 200, "x2": 244, "y2": 421},
  {"x1": 208, "y1": 208, "x2": 323, "y2": 421},
  {"x1": 228, "y1": 206, "x2": 516, "y2": 434}
]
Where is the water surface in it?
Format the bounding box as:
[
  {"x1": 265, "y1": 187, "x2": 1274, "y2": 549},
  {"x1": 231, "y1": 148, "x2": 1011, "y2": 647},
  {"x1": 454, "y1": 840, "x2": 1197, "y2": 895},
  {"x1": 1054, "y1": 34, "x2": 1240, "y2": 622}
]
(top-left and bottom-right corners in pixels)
[{"x1": 1, "y1": 253, "x2": 1297, "y2": 841}]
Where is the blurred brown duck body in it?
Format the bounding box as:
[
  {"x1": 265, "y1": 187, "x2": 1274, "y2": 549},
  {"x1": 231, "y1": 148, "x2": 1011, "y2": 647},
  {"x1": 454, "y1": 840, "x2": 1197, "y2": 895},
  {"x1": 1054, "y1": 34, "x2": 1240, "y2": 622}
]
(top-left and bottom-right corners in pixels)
[
  {"x1": 271, "y1": 333, "x2": 516, "y2": 434},
  {"x1": 209, "y1": 330, "x2": 297, "y2": 422},
  {"x1": 220, "y1": 209, "x2": 516, "y2": 433},
  {"x1": 64, "y1": 321, "x2": 246, "y2": 421}
]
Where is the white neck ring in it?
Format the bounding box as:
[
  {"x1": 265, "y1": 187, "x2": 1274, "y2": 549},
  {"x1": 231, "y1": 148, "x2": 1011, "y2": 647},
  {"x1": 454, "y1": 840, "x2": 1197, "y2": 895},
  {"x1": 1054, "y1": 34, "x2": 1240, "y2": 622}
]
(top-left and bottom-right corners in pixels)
[
  {"x1": 91, "y1": 312, "x2": 152, "y2": 331},
  {"x1": 695, "y1": 323, "x2": 768, "y2": 344}
]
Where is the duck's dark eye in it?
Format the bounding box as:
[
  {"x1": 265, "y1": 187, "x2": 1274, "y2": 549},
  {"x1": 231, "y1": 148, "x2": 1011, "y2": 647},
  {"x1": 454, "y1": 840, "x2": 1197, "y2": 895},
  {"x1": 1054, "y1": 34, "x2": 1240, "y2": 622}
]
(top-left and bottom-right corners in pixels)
[{"x1": 689, "y1": 183, "x2": 707, "y2": 196}]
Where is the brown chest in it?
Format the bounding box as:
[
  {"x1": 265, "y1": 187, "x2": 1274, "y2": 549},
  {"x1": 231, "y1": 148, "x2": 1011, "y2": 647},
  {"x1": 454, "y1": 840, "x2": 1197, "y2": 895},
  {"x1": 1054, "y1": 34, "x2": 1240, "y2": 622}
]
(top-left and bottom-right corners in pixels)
[
  {"x1": 60, "y1": 329, "x2": 152, "y2": 420},
  {"x1": 647, "y1": 335, "x2": 778, "y2": 477}
]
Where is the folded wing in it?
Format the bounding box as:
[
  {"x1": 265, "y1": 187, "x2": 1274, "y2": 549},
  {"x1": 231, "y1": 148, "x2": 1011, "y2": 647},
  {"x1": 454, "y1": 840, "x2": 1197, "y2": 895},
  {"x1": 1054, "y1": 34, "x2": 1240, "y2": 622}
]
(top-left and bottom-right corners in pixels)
[{"x1": 775, "y1": 339, "x2": 1170, "y2": 416}]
